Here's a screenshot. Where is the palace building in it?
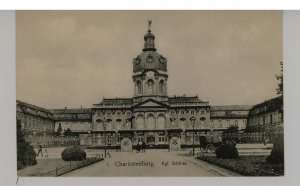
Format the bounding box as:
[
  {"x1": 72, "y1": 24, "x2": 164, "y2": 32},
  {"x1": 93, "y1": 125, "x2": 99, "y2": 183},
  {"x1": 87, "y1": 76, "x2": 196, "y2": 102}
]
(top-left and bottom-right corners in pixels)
[
  {"x1": 79, "y1": 22, "x2": 251, "y2": 148},
  {"x1": 17, "y1": 22, "x2": 254, "y2": 149}
]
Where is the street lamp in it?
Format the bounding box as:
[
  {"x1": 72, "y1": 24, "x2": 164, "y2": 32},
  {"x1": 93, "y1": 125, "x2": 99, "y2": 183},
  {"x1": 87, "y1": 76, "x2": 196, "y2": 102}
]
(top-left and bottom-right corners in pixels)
[
  {"x1": 190, "y1": 116, "x2": 196, "y2": 156},
  {"x1": 103, "y1": 119, "x2": 107, "y2": 158}
]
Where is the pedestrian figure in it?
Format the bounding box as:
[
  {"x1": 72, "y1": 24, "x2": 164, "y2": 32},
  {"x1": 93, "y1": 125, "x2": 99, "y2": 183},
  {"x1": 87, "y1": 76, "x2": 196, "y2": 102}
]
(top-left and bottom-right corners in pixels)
[
  {"x1": 107, "y1": 152, "x2": 111, "y2": 158},
  {"x1": 136, "y1": 143, "x2": 140, "y2": 153},
  {"x1": 142, "y1": 141, "x2": 146, "y2": 153},
  {"x1": 36, "y1": 144, "x2": 43, "y2": 157},
  {"x1": 44, "y1": 148, "x2": 48, "y2": 158}
]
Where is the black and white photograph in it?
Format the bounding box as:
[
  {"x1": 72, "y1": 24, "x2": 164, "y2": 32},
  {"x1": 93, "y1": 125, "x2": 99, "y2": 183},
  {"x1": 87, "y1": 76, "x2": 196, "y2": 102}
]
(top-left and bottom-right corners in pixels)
[{"x1": 14, "y1": 10, "x2": 284, "y2": 177}]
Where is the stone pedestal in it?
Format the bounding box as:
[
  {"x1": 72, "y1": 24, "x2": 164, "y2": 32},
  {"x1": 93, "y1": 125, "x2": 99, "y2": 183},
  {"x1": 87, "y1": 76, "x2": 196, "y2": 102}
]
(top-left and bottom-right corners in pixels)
[
  {"x1": 121, "y1": 138, "x2": 132, "y2": 152},
  {"x1": 169, "y1": 137, "x2": 181, "y2": 151}
]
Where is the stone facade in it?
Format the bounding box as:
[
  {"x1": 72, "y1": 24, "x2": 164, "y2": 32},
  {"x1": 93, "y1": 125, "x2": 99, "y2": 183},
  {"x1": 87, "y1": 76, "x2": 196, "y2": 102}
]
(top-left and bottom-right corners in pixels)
[
  {"x1": 16, "y1": 100, "x2": 55, "y2": 136},
  {"x1": 246, "y1": 95, "x2": 283, "y2": 134},
  {"x1": 51, "y1": 108, "x2": 92, "y2": 135},
  {"x1": 210, "y1": 105, "x2": 252, "y2": 132}
]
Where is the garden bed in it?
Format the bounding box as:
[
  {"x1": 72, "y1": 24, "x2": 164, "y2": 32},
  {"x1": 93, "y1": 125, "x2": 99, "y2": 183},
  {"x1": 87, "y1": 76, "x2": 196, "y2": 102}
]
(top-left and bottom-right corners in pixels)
[{"x1": 197, "y1": 155, "x2": 283, "y2": 176}]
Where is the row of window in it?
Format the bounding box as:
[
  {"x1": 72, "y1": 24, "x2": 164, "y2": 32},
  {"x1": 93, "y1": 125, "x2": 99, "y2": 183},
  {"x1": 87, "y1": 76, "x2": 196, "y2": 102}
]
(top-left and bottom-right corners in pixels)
[
  {"x1": 248, "y1": 112, "x2": 282, "y2": 126},
  {"x1": 170, "y1": 110, "x2": 208, "y2": 115},
  {"x1": 135, "y1": 79, "x2": 166, "y2": 95},
  {"x1": 211, "y1": 120, "x2": 246, "y2": 128},
  {"x1": 24, "y1": 121, "x2": 54, "y2": 130},
  {"x1": 97, "y1": 112, "x2": 131, "y2": 116}
]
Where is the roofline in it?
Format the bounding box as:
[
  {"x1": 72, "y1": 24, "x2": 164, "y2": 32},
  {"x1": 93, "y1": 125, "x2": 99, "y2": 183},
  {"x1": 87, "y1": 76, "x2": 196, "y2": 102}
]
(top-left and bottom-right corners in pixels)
[{"x1": 251, "y1": 95, "x2": 283, "y2": 109}]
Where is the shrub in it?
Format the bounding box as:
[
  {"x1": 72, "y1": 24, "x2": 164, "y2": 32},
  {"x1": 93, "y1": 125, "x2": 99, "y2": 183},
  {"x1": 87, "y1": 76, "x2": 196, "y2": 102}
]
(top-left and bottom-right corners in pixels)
[
  {"x1": 61, "y1": 146, "x2": 87, "y2": 161},
  {"x1": 17, "y1": 161, "x2": 24, "y2": 170},
  {"x1": 17, "y1": 119, "x2": 37, "y2": 170},
  {"x1": 266, "y1": 134, "x2": 284, "y2": 164},
  {"x1": 215, "y1": 143, "x2": 239, "y2": 159}
]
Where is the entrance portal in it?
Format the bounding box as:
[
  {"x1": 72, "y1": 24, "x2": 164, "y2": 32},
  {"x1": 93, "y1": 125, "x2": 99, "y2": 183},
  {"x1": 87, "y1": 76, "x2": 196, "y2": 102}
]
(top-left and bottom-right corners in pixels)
[{"x1": 147, "y1": 135, "x2": 155, "y2": 147}]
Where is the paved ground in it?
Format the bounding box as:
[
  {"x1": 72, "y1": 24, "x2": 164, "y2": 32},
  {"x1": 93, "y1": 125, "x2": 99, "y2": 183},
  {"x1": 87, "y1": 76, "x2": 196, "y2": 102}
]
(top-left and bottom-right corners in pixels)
[{"x1": 63, "y1": 149, "x2": 240, "y2": 177}]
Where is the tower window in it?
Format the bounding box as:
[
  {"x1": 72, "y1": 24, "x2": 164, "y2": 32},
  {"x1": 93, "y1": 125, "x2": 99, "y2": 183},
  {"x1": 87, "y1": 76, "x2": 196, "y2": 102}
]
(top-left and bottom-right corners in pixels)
[
  {"x1": 159, "y1": 80, "x2": 165, "y2": 94},
  {"x1": 136, "y1": 80, "x2": 142, "y2": 94},
  {"x1": 147, "y1": 79, "x2": 154, "y2": 94}
]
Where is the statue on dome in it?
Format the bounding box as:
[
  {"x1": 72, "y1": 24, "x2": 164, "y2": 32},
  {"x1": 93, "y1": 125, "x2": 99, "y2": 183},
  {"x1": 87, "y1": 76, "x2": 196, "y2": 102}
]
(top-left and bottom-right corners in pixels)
[{"x1": 148, "y1": 19, "x2": 152, "y2": 31}]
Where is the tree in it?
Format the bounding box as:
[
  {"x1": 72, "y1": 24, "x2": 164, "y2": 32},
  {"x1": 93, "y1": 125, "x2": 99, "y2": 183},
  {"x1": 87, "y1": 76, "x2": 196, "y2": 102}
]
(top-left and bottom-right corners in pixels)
[
  {"x1": 276, "y1": 61, "x2": 283, "y2": 95},
  {"x1": 17, "y1": 118, "x2": 37, "y2": 170},
  {"x1": 222, "y1": 125, "x2": 239, "y2": 144},
  {"x1": 215, "y1": 143, "x2": 239, "y2": 159},
  {"x1": 266, "y1": 133, "x2": 284, "y2": 164}
]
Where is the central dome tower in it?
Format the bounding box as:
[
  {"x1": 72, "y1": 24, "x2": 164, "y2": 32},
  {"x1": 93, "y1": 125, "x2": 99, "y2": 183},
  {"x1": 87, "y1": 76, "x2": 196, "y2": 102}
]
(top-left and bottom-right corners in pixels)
[{"x1": 132, "y1": 20, "x2": 168, "y2": 103}]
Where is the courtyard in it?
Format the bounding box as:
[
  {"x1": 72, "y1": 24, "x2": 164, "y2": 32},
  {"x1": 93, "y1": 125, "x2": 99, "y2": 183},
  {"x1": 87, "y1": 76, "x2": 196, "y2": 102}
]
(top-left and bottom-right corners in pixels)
[{"x1": 62, "y1": 149, "x2": 240, "y2": 177}]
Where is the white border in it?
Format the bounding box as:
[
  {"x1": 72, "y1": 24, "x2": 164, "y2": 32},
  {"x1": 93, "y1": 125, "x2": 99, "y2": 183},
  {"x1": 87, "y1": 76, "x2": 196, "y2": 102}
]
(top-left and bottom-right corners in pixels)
[
  {"x1": 0, "y1": 0, "x2": 300, "y2": 10},
  {"x1": 1, "y1": 10, "x2": 300, "y2": 186}
]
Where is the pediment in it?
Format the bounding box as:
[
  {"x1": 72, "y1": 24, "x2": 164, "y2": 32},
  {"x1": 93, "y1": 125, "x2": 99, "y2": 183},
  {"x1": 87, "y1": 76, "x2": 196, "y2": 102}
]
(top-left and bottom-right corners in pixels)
[{"x1": 133, "y1": 99, "x2": 169, "y2": 108}]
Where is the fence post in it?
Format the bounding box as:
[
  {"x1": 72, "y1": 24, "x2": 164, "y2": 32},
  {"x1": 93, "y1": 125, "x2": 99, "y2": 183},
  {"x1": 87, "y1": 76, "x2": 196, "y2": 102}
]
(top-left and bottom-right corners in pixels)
[
  {"x1": 270, "y1": 169, "x2": 274, "y2": 176},
  {"x1": 255, "y1": 165, "x2": 259, "y2": 176},
  {"x1": 243, "y1": 163, "x2": 247, "y2": 175}
]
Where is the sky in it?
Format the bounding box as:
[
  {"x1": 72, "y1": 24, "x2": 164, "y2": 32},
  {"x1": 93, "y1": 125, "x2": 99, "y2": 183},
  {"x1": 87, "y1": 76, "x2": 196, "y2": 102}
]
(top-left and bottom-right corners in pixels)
[{"x1": 16, "y1": 11, "x2": 282, "y2": 109}]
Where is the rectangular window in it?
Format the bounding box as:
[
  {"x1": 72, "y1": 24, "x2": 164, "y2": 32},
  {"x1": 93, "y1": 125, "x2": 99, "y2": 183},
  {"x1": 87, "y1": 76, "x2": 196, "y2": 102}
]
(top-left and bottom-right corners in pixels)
[
  {"x1": 270, "y1": 114, "x2": 273, "y2": 124},
  {"x1": 218, "y1": 120, "x2": 222, "y2": 128},
  {"x1": 107, "y1": 135, "x2": 112, "y2": 143}
]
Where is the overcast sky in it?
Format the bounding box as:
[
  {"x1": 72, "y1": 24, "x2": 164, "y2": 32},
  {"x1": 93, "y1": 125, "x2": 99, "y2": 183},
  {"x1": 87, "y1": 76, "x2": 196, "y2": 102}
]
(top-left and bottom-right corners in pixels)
[{"x1": 16, "y1": 11, "x2": 282, "y2": 109}]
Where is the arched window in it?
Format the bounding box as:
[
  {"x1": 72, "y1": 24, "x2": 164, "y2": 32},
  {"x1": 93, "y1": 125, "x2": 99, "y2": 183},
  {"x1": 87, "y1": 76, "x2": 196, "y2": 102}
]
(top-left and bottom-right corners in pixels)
[
  {"x1": 116, "y1": 119, "x2": 122, "y2": 130},
  {"x1": 147, "y1": 79, "x2": 154, "y2": 94},
  {"x1": 157, "y1": 114, "x2": 166, "y2": 129},
  {"x1": 147, "y1": 114, "x2": 155, "y2": 129},
  {"x1": 180, "y1": 117, "x2": 187, "y2": 129},
  {"x1": 159, "y1": 80, "x2": 164, "y2": 94},
  {"x1": 106, "y1": 119, "x2": 112, "y2": 130},
  {"x1": 136, "y1": 80, "x2": 142, "y2": 94},
  {"x1": 136, "y1": 114, "x2": 144, "y2": 129}
]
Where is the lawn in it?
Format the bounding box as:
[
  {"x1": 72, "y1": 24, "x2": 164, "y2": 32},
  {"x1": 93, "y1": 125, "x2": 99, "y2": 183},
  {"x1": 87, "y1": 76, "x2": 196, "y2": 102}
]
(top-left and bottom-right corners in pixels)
[{"x1": 17, "y1": 159, "x2": 77, "y2": 176}]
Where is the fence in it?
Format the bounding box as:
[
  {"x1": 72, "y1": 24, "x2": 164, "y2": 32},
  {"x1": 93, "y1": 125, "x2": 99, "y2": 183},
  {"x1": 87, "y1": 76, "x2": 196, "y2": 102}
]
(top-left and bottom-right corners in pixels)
[
  {"x1": 222, "y1": 132, "x2": 279, "y2": 144},
  {"x1": 25, "y1": 136, "x2": 80, "y2": 148},
  {"x1": 37, "y1": 154, "x2": 104, "y2": 177}
]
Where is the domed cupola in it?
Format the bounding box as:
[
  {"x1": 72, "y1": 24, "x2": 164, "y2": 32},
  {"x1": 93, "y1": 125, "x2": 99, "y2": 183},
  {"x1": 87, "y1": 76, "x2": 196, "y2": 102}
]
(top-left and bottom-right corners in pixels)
[
  {"x1": 132, "y1": 20, "x2": 169, "y2": 102},
  {"x1": 133, "y1": 20, "x2": 168, "y2": 73}
]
